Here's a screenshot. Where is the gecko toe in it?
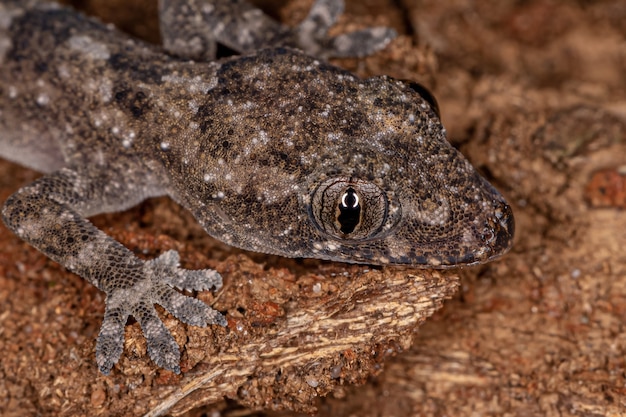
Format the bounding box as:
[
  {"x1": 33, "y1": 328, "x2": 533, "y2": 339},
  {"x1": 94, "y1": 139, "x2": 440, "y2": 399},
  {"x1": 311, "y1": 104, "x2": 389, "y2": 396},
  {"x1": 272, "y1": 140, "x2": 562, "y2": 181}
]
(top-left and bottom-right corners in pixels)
[
  {"x1": 96, "y1": 305, "x2": 128, "y2": 375},
  {"x1": 327, "y1": 28, "x2": 398, "y2": 58},
  {"x1": 137, "y1": 305, "x2": 182, "y2": 374},
  {"x1": 150, "y1": 250, "x2": 223, "y2": 291},
  {"x1": 159, "y1": 287, "x2": 225, "y2": 327},
  {"x1": 171, "y1": 268, "x2": 223, "y2": 292}
]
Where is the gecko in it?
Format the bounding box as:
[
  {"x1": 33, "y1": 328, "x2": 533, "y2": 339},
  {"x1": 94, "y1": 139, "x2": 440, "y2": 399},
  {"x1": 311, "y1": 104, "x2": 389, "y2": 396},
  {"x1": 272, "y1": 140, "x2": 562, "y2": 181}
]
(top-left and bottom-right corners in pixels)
[{"x1": 0, "y1": 0, "x2": 514, "y2": 375}]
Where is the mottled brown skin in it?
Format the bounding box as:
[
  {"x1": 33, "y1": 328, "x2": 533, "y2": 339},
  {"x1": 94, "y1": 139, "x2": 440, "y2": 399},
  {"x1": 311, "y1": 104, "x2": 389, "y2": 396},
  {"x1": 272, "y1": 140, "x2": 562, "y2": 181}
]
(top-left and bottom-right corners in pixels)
[{"x1": 0, "y1": 0, "x2": 513, "y2": 374}]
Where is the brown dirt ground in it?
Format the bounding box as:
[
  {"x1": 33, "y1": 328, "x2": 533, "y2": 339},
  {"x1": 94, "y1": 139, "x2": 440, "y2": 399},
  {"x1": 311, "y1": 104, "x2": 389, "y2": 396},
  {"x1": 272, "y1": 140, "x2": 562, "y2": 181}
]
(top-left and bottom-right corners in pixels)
[{"x1": 1, "y1": 0, "x2": 625, "y2": 416}]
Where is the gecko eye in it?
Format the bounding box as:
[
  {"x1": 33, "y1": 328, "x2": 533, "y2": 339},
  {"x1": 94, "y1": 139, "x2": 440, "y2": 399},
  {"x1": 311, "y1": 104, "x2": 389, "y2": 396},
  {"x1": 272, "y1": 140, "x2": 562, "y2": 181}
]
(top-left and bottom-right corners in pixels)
[{"x1": 311, "y1": 178, "x2": 389, "y2": 240}]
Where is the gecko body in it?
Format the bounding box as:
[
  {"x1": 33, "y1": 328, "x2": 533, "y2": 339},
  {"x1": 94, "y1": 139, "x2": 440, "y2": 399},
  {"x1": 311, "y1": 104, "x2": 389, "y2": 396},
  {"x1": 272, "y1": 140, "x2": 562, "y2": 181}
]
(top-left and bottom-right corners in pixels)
[{"x1": 0, "y1": 0, "x2": 514, "y2": 374}]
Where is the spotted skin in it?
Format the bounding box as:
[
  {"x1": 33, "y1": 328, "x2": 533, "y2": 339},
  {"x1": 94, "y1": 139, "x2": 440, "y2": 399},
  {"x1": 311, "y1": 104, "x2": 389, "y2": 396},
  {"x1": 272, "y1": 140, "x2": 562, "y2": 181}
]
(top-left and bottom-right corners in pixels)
[{"x1": 0, "y1": 0, "x2": 514, "y2": 374}]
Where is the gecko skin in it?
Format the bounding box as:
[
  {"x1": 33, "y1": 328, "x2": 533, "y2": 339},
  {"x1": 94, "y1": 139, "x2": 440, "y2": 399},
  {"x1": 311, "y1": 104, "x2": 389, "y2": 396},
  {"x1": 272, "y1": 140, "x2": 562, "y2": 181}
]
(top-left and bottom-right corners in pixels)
[{"x1": 0, "y1": 0, "x2": 514, "y2": 374}]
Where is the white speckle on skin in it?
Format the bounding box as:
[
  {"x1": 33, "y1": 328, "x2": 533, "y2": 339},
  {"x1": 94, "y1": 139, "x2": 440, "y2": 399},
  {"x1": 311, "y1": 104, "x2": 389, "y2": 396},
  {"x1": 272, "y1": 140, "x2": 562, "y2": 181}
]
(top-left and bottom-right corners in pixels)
[
  {"x1": 160, "y1": 142, "x2": 170, "y2": 151},
  {"x1": 213, "y1": 21, "x2": 225, "y2": 36},
  {"x1": 238, "y1": 27, "x2": 254, "y2": 45},
  {"x1": 161, "y1": 73, "x2": 218, "y2": 94},
  {"x1": 82, "y1": 78, "x2": 113, "y2": 103},
  {"x1": 56, "y1": 63, "x2": 70, "y2": 79},
  {"x1": 201, "y1": 3, "x2": 215, "y2": 13},
  {"x1": 259, "y1": 130, "x2": 269, "y2": 144},
  {"x1": 0, "y1": 6, "x2": 16, "y2": 31},
  {"x1": 95, "y1": 149, "x2": 106, "y2": 166},
  {"x1": 93, "y1": 110, "x2": 108, "y2": 125},
  {"x1": 0, "y1": 37, "x2": 11, "y2": 64},
  {"x1": 36, "y1": 93, "x2": 50, "y2": 106},
  {"x1": 68, "y1": 35, "x2": 111, "y2": 60},
  {"x1": 97, "y1": 78, "x2": 113, "y2": 103},
  {"x1": 327, "y1": 132, "x2": 341, "y2": 141}
]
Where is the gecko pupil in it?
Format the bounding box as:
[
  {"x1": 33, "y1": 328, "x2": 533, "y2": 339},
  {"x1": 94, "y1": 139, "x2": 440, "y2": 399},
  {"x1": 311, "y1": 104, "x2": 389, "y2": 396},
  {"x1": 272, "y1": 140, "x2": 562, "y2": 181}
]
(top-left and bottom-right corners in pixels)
[
  {"x1": 338, "y1": 188, "x2": 361, "y2": 234},
  {"x1": 311, "y1": 177, "x2": 392, "y2": 241}
]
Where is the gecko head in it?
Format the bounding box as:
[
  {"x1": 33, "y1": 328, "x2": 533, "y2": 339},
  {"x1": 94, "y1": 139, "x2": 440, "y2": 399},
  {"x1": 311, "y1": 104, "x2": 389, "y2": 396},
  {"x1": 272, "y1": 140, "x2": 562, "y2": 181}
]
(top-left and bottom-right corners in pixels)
[
  {"x1": 299, "y1": 76, "x2": 515, "y2": 267},
  {"x1": 185, "y1": 49, "x2": 514, "y2": 268},
  {"x1": 295, "y1": 75, "x2": 515, "y2": 267}
]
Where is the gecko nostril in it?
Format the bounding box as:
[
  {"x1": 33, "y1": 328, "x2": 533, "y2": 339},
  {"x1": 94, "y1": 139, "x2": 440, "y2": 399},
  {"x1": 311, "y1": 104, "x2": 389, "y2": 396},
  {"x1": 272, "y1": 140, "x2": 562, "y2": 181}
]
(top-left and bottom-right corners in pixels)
[{"x1": 492, "y1": 201, "x2": 515, "y2": 255}]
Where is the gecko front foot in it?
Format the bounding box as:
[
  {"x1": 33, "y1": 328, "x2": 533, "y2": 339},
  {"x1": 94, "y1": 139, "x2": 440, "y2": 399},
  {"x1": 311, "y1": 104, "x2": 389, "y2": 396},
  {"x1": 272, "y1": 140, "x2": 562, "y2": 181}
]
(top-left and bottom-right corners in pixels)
[
  {"x1": 95, "y1": 250, "x2": 225, "y2": 375},
  {"x1": 296, "y1": 0, "x2": 397, "y2": 58}
]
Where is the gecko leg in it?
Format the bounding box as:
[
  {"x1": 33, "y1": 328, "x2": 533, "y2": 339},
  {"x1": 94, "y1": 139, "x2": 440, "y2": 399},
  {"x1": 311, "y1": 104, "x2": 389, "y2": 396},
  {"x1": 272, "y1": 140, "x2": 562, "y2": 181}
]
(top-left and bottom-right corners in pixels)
[
  {"x1": 159, "y1": 0, "x2": 396, "y2": 60},
  {"x1": 2, "y1": 168, "x2": 225, "y2": 374}
]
